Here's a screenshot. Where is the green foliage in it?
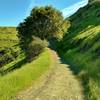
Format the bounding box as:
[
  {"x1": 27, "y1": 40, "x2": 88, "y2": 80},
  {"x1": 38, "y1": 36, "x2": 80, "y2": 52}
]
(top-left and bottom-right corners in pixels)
[
  {"x1": 27, "y1": 36, "x2": 48, "y2": 60},
  {"x1": 0, "y1": 27, "x2": 51, "y2": 100},
  {"x1": 0, "y1": 47, "x2": 20, "y2": 67},
  {"x1": 0, "y1": 27, "x2": 20, "y2": 67},
  {"x1": 64, "y1": 49, "x2": 100, "y2": 100},
  {"x1": 0, "y1": 49, "x2": 52, "y2": 100},
  {"x1": 17, "y1": 6, "x2": 67, "y2": 48},
  {"x1": 0, "y1": 27, "x2": 18, "y2": 47},
  {"x1": 59, "y1": 0, "x2": 100, "y2": 99}
]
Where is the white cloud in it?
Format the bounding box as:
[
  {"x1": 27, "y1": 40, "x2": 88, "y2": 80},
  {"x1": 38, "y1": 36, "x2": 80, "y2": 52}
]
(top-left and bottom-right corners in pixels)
[
  {"x1": 62, "y1": 0, "x2": 88, "y2": 18},
  {"x1": 25, "y1": 0, "x2": 36, "y2": 17},
  {"x1": 25, "y1": 0, "x2": 88, "y2": 18}
]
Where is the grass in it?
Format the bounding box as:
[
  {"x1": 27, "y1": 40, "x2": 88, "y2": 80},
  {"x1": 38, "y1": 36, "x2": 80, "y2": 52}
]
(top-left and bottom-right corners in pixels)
[
  {"x1": 59, "y1": 0, "x2": 100, "y2": 99},
  {"x1": 0, "y1": 27, "x2": 18, "y2": 47},
  {"x1": 0, "y1": 27, "x2": 53, "y2": 100},
  {"x1": 0, "y1": 48, "x2": 52, "y2": 100},
  {"x1": 0, "y1": 27, "x2": 20, "y2": 67},
  {"x1": 64, "y1": 49, "x2": 100, "y2": 99}
]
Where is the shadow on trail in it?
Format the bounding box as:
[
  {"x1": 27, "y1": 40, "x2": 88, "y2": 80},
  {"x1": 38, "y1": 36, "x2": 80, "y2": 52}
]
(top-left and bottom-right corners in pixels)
[
  {"x1": 49, "y1": 44, "x2": 89, "y2": 100},
  {"x1": 49, "y1": 46, "x2": 81, "y2": 75},
  {"x1": 49, "y1": 39, "x2": 80, "y2": 75}
]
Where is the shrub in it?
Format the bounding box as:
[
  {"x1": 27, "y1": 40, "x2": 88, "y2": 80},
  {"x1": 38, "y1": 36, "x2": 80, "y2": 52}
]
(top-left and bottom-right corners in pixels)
[
  {"x1": 27, "y1": 37, "x2": 48, "y2": 61},
  {"x1": 0, "y1": 52, "x2": 14, "y2": 67},
  {"x1": 0, "y1": 47, "x2": 20, "y2": 67}
]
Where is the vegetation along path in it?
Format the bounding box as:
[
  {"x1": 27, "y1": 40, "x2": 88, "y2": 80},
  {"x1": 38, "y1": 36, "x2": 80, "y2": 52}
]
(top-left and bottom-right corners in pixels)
[{"x1": 15, "y1": 49, "x2": 84, "y2": 100}]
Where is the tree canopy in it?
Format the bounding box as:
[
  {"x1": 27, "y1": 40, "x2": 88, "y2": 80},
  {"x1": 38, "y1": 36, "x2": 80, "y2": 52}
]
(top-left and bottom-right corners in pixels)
[{"x1": 17, "y1": 6, "x2": 67, "y2": 47}]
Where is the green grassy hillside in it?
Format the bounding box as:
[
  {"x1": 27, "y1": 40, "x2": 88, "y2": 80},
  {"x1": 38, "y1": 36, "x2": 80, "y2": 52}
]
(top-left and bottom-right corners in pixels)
[
  {"x1": 60, "y1": 0, "x2": 100, "y2": 99},
  {"x1": 0, "y1": 27, "x2": 21, "y2": 67},
  {"x1": 0, "y1": 27, "x2": 53, "y2": 99},
  {"x1": 0, "y1": 49, "x2": 52, "y2": 100},
  {"x1": 0, "y1": 27, "x2": 18, "y2": 47}
]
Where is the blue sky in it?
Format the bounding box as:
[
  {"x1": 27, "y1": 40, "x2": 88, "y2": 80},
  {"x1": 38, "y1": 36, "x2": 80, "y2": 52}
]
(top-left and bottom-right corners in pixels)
[{"x1": 0, "y1": 0, "x2": 88, "y2": 26}]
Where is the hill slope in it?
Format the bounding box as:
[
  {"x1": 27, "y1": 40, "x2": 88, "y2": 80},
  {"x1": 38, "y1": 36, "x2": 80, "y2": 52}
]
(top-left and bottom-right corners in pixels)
[
  {"x1": 0, "y1": 27, "x2": 20, "y2": 67},
  {"x1": 0, "y1": 27, "x2": 53, "y2": 99},
  {"x1": 60, "y1": 0, "x2": 100, "y2": 99}
]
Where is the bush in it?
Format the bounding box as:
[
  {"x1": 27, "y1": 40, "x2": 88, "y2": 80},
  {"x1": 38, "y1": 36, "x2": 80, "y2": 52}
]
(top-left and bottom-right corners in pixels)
[
  {"x1": 27, "y1": 37, "x2": 48, "y2": 61},
  {"x1": 0, "y1": 52, "x2": 14, "y2": 67},
  {"x1": 0, "y1": 47, "x2": 20, "y2": 67}
]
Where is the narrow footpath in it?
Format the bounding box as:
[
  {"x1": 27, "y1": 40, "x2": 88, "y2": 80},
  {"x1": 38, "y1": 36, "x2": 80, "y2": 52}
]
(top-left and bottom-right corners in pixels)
[{"x1": 14, "y1": 49, "x2": 84, "y2": 100}]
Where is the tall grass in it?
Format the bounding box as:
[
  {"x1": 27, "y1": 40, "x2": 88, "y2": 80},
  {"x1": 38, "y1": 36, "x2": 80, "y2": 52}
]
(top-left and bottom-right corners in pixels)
[
  {"x1": 0, "y1": 27, "x2": 20, "y2": 67},
  {"x1": 59, "y1": 0, "x2": 100, "y2": 99},
  {"x1": 64, "y1": 49, "x2": 100, "y2": 99},
  {"x1": 0, "y1": 49, "x2": 52, "y2": 100}
]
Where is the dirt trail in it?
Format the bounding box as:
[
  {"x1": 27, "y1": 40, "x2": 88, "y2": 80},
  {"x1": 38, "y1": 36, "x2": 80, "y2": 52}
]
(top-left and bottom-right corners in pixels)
[{"x1": 14, "y1": 49, "x2": 84, "y2": 100}]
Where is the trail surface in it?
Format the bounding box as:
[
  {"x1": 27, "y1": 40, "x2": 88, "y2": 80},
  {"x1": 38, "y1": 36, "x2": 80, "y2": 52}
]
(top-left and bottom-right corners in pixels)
[{"x1": 14, "y1": 49, "x2": 84, "y2": 100}]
